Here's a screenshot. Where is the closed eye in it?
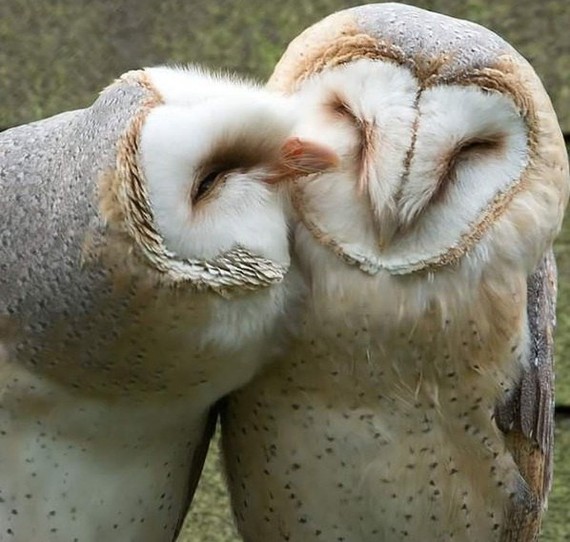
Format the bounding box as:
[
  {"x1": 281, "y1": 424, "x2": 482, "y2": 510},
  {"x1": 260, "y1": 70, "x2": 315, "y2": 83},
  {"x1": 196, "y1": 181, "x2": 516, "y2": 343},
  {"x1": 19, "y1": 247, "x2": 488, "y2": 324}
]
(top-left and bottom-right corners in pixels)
[
  {"x1": 193, "y1": 169, "x2": 226, "y2": 203},
  {"x1": 455, "y1": 136, "x2": 504, "y2": 161},
  {"x1": 396, "y1": 133, "x2": 507, "y2": 233},
  {"x1": 325, "y1": 91, "x2": 374, "y2": 195},
  {"x1": 432, "y1": 135, "x2": 505, "y2": 204}
]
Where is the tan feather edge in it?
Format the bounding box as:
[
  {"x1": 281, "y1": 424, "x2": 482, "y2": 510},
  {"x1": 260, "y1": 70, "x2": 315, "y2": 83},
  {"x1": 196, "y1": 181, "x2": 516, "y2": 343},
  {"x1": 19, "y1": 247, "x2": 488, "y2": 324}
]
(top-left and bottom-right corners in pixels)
[{"x1": 106, "y1": 71, "x2": 289, "y2": 296}]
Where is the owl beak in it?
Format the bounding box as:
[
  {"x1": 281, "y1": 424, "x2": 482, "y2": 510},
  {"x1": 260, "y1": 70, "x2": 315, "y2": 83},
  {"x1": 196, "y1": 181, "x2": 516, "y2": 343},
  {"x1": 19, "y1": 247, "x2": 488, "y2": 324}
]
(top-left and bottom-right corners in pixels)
[{"x1": 266, "y1": 137, "x2": 339, "y2": 185}]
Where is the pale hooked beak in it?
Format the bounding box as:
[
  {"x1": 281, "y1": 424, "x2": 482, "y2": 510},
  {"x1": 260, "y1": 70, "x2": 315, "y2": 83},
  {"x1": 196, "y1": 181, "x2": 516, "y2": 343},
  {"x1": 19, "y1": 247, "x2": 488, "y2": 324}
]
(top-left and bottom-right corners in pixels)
[{"x1": 265, "y1": 137, "x2": 339, "y2": 185}]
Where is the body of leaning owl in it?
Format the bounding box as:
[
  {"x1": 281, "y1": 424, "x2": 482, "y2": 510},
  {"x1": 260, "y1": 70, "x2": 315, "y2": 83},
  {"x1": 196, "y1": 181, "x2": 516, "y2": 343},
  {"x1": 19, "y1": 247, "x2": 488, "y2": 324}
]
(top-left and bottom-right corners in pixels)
[
  {"x1": 221, "y1": 4, "x2": 569, "y2": 542},
  {"x1": 0, "y1": 65, "x2": 337, "y2": 541}
]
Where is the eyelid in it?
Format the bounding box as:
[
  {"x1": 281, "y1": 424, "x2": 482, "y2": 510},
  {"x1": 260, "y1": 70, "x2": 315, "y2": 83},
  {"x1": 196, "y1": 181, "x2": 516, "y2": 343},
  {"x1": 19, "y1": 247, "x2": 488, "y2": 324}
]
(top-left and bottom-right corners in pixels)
[{"x1": 192, "y1": 169, "x2": 226, "y2": 204}]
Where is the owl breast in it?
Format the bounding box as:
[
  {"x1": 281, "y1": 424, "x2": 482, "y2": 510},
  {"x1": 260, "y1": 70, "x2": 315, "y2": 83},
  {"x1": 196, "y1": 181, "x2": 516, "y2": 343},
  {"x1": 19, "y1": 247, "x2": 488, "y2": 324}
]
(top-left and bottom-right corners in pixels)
[{"x1": 222, "y1": 258, "x2": 531, "y2": 542}]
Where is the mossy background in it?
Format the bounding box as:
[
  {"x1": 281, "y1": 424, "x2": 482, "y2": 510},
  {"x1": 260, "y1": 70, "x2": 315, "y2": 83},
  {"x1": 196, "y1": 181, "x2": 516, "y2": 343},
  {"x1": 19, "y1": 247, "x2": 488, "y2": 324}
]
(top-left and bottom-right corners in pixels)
[
  {"x1": 1, "y1": 1, "x2": 569, "y2": 541},
  {"x1": 1, "y1": 0, "x2": 569, "y2": 131}
]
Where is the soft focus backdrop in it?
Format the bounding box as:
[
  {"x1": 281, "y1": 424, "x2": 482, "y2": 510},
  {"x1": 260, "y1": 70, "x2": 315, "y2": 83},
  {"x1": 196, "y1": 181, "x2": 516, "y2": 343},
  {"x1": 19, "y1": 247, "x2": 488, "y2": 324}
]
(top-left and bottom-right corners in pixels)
[
  {"x1": 1, "y1": 1, "x2": 568, "y2": 540},
  {"x1": 1, "y1": 0, "x2": 569, "y2": 131}
]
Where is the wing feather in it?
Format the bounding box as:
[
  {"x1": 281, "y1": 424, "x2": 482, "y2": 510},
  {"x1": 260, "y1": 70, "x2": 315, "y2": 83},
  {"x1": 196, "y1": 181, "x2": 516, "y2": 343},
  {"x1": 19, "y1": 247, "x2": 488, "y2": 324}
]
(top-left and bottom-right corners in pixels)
[{"x1": 495, "y1": 251, "x2": 557, "y2": 541}]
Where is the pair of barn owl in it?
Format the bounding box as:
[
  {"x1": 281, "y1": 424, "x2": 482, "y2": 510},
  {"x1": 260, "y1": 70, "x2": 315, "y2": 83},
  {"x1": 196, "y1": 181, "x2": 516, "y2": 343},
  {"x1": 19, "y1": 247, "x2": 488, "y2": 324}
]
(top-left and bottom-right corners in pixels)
[
  {"x1": 0, "y1": 66, "x2": 336, "y2": 541},
  {"x1": 0, "y1": 4, "x2": 567, "y2": 542}
]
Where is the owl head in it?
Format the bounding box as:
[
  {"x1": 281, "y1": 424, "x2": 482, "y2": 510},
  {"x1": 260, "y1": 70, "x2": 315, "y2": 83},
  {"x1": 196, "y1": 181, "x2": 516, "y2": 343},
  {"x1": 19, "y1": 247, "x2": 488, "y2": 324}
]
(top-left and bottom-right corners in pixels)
[
  {"x1": 270, "y1": 4, "x2": 569, "y2": 314},
  {"x1": 110, "y1": 66, "x2": 338, "y2": 293}
]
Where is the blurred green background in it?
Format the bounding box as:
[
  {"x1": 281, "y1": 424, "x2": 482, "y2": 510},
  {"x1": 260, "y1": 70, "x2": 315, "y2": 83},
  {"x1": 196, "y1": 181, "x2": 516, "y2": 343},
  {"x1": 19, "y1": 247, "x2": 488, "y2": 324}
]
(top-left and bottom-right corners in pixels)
[
  {"x1": 1, "y1": 0, "x2": 568, "y2": 131},
  {"x1": 1, "y1": 1, "x2": 568, "y2": 540}
]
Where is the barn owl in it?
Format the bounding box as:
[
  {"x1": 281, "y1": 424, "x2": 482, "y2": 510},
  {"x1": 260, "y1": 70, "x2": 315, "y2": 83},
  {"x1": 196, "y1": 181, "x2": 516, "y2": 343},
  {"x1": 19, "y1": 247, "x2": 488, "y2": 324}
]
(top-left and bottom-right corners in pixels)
[
  {"x1": 221, "y1": 4, "x2": 569, "y2": 542},
  {"x1": 0, "y1": 66, "x2": 336, "y2": 541}
]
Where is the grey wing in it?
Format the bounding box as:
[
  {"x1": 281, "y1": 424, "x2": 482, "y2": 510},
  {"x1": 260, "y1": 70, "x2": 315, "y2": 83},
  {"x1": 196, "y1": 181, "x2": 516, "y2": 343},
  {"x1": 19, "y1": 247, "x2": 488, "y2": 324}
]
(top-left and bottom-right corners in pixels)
[
  {"x1": 0, "y1": 74, "x2": 155, "y2": 357},
  {"x1": 495, "y1": 250, "x2": 557, "y2": 541}
]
